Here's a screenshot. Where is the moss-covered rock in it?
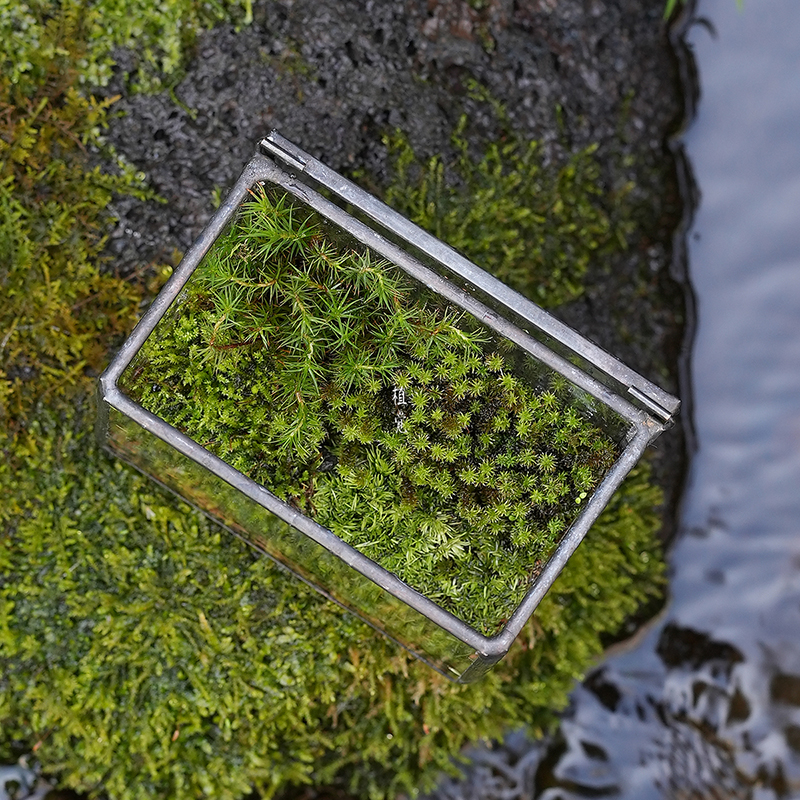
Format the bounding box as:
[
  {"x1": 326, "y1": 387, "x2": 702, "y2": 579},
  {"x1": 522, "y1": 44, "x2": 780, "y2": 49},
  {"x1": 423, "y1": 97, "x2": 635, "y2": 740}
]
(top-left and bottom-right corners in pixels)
[
  {"x1": 0, "y1": 3, "x2": 668, "y2": 797},
  {"x1": 380, "y1": 118, "x2": 631, "y2": 310},
  {"x1": 1, "y1": 398, "x2": 664, "y2": 799}
]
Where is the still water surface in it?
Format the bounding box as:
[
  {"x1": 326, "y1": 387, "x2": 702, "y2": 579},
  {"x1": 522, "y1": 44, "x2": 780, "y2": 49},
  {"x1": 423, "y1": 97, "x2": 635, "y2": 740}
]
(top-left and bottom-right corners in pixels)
[{"x1": 538, "y1": 0, "x2": 800, "y2": 796}]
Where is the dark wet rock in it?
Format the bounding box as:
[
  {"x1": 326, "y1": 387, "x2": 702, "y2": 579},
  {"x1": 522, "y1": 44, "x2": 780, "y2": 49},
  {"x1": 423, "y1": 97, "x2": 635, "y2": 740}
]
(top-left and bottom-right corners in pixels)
[
  {"x1": 785, "y1": 726, "x2": 800, "y2": 755},
  {"x1": 770, "y1": 673, "x2": 800, "y2": 707},
  {"x1": 725, "y1": 686, "x2": 751, "y2": 725},
  {"x1": 656, "y1": 622, "x2": 745, "y2": 672},
  {"x1": 584, "y1": 667, "x2": 623, "y2": 712}
]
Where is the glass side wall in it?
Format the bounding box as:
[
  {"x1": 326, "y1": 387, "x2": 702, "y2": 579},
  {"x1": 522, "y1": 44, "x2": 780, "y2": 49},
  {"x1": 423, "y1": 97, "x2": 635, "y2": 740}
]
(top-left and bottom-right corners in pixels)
[
  {"x1": 112, "y1": 178, "x2": 633, "y2": 676},
  {"x1": 104, "y1": 406, "x2": 477, "y2": 678},
  {"x1": 344, "y1": 200, "x2": 676, "y2": 424}
]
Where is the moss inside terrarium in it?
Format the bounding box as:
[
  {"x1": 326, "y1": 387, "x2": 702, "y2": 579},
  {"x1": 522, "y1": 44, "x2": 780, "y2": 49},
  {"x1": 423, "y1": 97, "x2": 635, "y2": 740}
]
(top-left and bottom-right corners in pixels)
[{"x1": 121, "y1": 185, "x2": 623, "y2": 634}]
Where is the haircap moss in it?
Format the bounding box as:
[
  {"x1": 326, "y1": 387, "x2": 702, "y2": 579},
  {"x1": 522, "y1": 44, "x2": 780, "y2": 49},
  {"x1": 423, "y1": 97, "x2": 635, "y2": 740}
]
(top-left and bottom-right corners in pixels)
[{"x1": 123, "y1": 186, "x2": 621, "y2": 635}]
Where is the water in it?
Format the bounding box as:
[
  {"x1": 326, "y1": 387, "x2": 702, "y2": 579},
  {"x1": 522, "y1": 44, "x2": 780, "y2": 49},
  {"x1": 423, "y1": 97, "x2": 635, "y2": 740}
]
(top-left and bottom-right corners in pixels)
[
  {"x1": 0, "y1": 764, "x2": 48, "y2": 800},
  {"x1": 532, "y1": 1, "x2": 800, "y2": 796}
]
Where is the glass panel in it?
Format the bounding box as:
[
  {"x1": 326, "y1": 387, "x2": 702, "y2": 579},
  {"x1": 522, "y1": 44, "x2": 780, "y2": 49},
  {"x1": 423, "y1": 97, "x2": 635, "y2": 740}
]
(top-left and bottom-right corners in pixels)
[
  {"x1": 112, "y1": 178, "x2": 630, "y2": 672},
  {"x1": 342, "y1": 198, "x2": 673, "y2": 421}
]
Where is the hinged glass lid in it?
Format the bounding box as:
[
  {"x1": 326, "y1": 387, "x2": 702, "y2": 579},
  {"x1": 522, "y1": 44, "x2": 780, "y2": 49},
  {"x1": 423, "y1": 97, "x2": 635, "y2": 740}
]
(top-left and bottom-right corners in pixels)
[{"x1": 98, "y1": 134, "x2": 678, "y2": 683}]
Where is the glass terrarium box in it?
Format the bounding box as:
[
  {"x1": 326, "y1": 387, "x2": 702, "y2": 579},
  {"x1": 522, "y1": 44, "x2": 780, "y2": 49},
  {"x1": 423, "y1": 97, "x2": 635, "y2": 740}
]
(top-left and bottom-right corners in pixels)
[{"x1": 98, "y1": 133, "x2": 679, "y2": 683}]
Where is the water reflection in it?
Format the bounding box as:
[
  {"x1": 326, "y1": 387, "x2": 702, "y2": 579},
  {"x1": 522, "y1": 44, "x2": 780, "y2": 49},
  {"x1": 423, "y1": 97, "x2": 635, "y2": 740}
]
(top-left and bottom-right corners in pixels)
[{"x1": 533, "y1": 0, "x2": 800, "y2": 796}]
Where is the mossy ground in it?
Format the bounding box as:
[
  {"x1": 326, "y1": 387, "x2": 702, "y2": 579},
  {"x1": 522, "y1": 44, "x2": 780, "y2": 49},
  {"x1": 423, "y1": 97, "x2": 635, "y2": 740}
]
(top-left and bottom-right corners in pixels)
[
  {"x1": 123, "y1": 187, "x2": 621, "y2": 635},
  {"x1": 1, "y1": 3, "x2": 668, "y2": 798},
  {"x1": 378, "y1": 114, "x2": 632, "y2": 311}
]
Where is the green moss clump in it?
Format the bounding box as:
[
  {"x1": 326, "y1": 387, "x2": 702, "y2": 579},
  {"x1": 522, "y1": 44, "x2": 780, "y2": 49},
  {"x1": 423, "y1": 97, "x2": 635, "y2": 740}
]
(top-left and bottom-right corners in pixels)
[
  {"x1": 0, "y1": 0, "x2": 251, "y2": 93},
  {"x1": 123, "y1": 187, "x2": 620, "y2": 634},
  {"x1": 0, "y1": 8, "x2": 151, "y2": 435},
  {"x1": 382, "y1": 117, "x2": 631, "y2": 309}
]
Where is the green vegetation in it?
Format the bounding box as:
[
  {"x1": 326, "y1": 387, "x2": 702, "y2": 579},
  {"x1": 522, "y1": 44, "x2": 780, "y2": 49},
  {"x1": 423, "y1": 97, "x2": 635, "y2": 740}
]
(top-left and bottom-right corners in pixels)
[
  {"x1": 2, "y1": 400, "x2": 664, "y2": 799},
  {"x1": 1, "y1": 3, "x2": 666, "y2": 798},
  {"x1": 0, "y1": 6, "x2": 149, "y2": 437},
  {"x1": 123, "y1": 188, "x2": 620, "y2": 634},
  {"x1": 0, "y1": 0, "x2": 252, "y2": 92},
  {"x1": 382, "y1": 118, "x2": 631, "y2": 309}
]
